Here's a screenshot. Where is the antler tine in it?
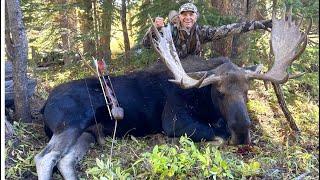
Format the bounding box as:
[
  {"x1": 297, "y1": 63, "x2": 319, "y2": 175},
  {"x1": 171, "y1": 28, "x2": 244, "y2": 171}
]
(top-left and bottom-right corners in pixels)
[
  {"x1": 148, "y1": 15, "x2": 206, "y2": 89},
  {"x1": 246, "y1": 7, "x2": 309, "y2": 84},
  {"x1": 148, "y1": 14, "x2": 161, "y2": 40},
  {"x1": 290, "y1": 18, "x2": 312, "y2": 62}
]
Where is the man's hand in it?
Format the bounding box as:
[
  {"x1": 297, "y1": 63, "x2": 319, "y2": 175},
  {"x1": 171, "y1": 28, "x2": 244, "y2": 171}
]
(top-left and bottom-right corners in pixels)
[
  {"x1": 154, "y1": 17, "x2": 164, "y2": 29},
  {"x1": 252, "y1": 20, "x2": 272, "y2": 31},
  {"x1": 262, "y1": 19, "x2": 272, "y2": 29}
]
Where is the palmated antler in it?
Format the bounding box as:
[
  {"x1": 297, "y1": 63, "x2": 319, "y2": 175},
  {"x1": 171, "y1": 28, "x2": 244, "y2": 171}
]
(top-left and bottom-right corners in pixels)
[
  {"x1": 148, "y1": 15, "x2": 206, "y2": 89},
  {"x1": 246, "y1": 6, "x2": 311, "y2": 83}
]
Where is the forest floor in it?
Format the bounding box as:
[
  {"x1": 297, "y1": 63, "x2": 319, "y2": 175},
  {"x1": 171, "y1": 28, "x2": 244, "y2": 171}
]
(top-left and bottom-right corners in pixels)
[{"x1": 5, "y1": 63, "x2": 319, "y2": 179}]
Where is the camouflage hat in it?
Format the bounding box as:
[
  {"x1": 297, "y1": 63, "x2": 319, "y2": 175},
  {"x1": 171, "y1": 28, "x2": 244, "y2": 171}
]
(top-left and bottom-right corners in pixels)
[{"x1": 178, "y1": 3, "x2": 198, "y2": 14}]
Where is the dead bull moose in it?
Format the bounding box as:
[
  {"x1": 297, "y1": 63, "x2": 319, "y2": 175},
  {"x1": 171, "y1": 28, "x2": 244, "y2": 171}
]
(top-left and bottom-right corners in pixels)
[{"x1": 35, "y1": 9, "x2": 309, "y2": 180}]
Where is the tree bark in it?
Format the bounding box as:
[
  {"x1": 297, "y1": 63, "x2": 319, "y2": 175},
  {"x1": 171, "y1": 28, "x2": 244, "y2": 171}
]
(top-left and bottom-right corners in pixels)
[
  {"x1": 79, "y1": 0, "x2": 96, "y2": 57},
  {"x1": 5, "y1": 118, "x2": 15, "y2": 140},
  {"x1": 121, "y1": 0, "x2": 131, "y2": 63},
  {"x1": 5, "y1": 0, "x2": 32, "y2": 122},
  {"x1": 127, "y1": 0, "x2": 133, "y2": 37},
  {"x1": 57, "y1": 0, "x2": 72, "y2": 65},
  {"x1": 210, "y1": 0, "x2": 258, "y2": 63},
  {"x1": 93, "y1": 0, "x2": 99, "y2": 55},
  {"x1": 210, "y1": 0, "x2": 234, "y2": 57},
  {"x1": 98, "y1": 0, "x2": 114, "y2": 61},
  {"x1": 68, "y1": 0, "x2": 78, "y2": 60},
  {"x1": 272, "y1": 83, "x2": 300, "y2": 132}
]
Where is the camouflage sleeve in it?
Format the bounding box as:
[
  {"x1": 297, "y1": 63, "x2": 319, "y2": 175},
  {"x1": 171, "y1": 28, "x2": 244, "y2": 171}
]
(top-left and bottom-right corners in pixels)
[{"x1": 199, "y1": 20, "x2": 272, "y2": 43}]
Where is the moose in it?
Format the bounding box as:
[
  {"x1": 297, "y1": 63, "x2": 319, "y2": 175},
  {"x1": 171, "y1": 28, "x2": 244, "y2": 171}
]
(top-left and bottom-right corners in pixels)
[{"x1": 35, "y1": 9, "x2": 308, "y2": 180}]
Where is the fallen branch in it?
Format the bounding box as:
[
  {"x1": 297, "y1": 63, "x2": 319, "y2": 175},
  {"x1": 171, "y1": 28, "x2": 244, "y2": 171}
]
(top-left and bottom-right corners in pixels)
[{"x1": 272, "y1": 83, "x2": 300, "y2": 132}]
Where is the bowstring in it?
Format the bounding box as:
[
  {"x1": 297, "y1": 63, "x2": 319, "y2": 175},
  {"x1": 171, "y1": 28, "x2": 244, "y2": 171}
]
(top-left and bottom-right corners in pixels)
[
  {"x1": 82, "y1": 54, "x2": 118, "y2": 165},
  {"x1": 84, "y1": 78, "x2": 103, "y2": 143},
  {"x1": 94, "y1": 57, "x2": 118, "y2": 164}
]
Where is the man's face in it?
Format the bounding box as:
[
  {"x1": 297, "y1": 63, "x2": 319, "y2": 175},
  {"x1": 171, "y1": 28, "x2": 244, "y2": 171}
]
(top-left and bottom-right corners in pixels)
[
  {"x1": 179, "y1": 11, "x2": 197, "y2": 29},
  {"x1": 171, "y1": 16, "x2": 180, "y2": 25},
  {"x1": 154, "y1": 17, "x2": 164, "y2": 28}
]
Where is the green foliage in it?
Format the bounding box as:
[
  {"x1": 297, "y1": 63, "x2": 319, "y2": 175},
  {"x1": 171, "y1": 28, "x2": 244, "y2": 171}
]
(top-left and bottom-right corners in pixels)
[
  {"x1": 82, "y1": 136, "x2": 267, "y2": 179},
  {"x1": 247, "y1": 99, "x2": 270, "y2": 116},
  {"x1": 240, "y1": 31, "x2": 270, "y2": 66},
  {"x1": 86, "y1": 158, "x2": 131, "y2": 180},
  {"x1": 196, "y1": 1, "x2": 236, "y2": 26},
  {"x1": 289, "y1": 44, "x2": 319, "y2": 101},
  {"x1": 140, "y1": 135, "x2": 260, "y2": 179},
  {"x1": 236, "y1": 161, "x2": 261, "y2": 177},
  {"x1": 21, "y1": 0, "x2": 60, "y2": 51},
  {"x1": 289, "y1": 95, "x2": 319, "y2": 134},
  {"x1": 114, "y1": 47, "x2": 159, "y2": 71},
  {"x1": 276, "y1": 0, "x2": 319, "y2": 19},
  {"x1": 5, "y1": 122, "x2": 45, "y2": 179},
  {"x1": 132, "y1": 0, "x2": 180, "y2": 42}
]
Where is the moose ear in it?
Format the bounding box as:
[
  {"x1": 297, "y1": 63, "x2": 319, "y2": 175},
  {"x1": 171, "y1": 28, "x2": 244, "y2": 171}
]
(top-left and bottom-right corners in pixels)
[{"x1": 242, "y1": 64, "x2": 263, "y2": 74}]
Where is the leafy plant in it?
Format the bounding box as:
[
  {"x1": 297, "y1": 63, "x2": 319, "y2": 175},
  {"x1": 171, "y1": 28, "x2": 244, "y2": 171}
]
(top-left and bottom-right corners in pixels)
[
  {"x1": 141, "y1": 135, "x2": 245, "y2": 179},
  {"x1": 86, "y1": 158, "x2": 131, "y2": 180},
  {"x1": 5, "y1": 122, "x2": 46, "y2": 179}
]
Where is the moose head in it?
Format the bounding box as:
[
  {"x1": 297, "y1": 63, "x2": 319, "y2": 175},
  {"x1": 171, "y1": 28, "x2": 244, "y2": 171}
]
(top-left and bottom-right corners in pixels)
[{"x1": 149, "y1": 7, "x2": 309, "y2": 145}]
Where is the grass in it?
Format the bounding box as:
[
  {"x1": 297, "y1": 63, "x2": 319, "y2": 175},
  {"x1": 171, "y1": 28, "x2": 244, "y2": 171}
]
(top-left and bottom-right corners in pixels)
[{"x1": 5, "y1": 54, "x2": 319, "y2": 179}]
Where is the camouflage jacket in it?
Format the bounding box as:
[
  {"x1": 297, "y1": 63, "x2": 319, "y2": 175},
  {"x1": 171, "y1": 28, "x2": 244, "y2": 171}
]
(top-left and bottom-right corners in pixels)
[{"x1": 142, "y1": 20, "x2": 272, "y2": 59}]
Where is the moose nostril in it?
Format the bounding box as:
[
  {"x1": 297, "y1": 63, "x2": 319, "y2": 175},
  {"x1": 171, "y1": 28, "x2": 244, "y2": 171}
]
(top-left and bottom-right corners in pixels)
[
  {"x1": 229, "y1": 131, "x2": 251, "y2": 145},
  {"x1": 241, "y1": 132, "x2": 251, "y2": 145}
]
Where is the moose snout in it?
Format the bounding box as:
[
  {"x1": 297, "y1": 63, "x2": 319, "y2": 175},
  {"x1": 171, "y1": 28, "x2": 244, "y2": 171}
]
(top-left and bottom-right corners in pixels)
[
  {"x1": 229, "y1": 121, "x2": 251, "y2": 145},
  {"x1": 228, "y1": 116, "x2": 252, "y2": 145}
]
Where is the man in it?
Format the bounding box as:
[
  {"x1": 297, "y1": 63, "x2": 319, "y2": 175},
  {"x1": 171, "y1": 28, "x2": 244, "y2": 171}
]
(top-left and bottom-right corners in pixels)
[
  {"x1": 142, "y1": 2, "x2": 272, "y2": 59},
  {"x1": 168, "y1": 10, "x2": 180, "y2": 27},
  {"x1": 154, "y1": 16, "x2": 165, "y2": 29}
]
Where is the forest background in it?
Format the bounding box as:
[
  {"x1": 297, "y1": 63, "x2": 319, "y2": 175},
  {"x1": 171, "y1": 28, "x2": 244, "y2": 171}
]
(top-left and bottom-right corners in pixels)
[{"x1": 4, "y1": 0, "x2": 319, "y2": 179}]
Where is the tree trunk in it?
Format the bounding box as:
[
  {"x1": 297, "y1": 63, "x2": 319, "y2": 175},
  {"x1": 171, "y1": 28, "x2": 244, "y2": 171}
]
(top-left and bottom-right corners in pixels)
[
  {"x1": 5, "y1": 118, "x2": 15, "y2": 140},
  {"x1": 127, "y1": 0, "x2": 133, "y2": 37},
  {"x1": 210, "y1": 0, "x2": 234, "y2": 57},
  {"x1": 272, "y1": 83, "x2": 300, "y2": 132},
  {"x1": 79, "y1": 0, "x2": 96, "y2": 57},
  {"x1": 68, "y1": 0, "x2": 79, "y2": 60},
  {"x1": 5, "y1": 0, "x2": 32, "y2": 122},
  {"x1": 121, "y1": 0, "x2": 131, "y2": 63},
  {"x1": 98, "y1": 0, "x2": 114, "y2": 61},
  {"x1": 210, "y1": 0, "x2": 258, "y2": 63},
  {"x1": 93, "y1": 0, "x2": 99, "y2": 55},
  {"x1": 57, "y1": 0, "x2": 72, "y2": 65}
]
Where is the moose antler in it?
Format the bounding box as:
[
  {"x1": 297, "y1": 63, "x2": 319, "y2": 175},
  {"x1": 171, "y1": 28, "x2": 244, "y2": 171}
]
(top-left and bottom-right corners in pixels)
[
  {"x1": 246, "y1": 7, "x2": 311, "y2": 83},
  {"x1": 148, "y1": 15, "x2": 206, "y2": 89}
]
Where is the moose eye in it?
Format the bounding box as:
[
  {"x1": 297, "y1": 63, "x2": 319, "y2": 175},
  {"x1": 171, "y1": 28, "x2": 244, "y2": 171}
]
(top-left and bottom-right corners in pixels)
[
  {"x1": 217, "y1": 86, "x2": 227, "y2": 95},
  {"x1": 217, "y1": 90, "x2": 225, "y2": 99}
]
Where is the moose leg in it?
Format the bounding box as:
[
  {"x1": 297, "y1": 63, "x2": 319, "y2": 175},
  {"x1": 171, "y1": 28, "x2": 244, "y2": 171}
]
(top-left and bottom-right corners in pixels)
[
  {"x1": 35, "y1": 128, "x2": 81, "y2": 180},
  {"x1": 57, "y1": 132, "x2": 95, "y2": 180},
  {"x1": 162, "y1": 100, "x2": 229, "y2": 142}
]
